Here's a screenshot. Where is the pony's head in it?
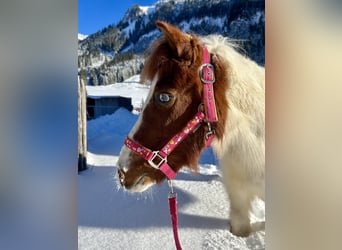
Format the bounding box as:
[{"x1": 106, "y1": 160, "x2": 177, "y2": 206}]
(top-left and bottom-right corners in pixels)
[{"x1": 117, "y1": 21, "x2": 228, "y2": 192}]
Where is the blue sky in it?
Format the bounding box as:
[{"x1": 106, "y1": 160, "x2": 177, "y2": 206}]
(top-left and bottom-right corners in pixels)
[{"x1": 79, "y1": 0, "x2": 157, "y2": 35}]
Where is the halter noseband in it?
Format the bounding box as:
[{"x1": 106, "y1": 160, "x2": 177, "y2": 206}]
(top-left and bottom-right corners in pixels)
[{"x1": 124, "y1": 46, "x2": 218, "y2": 180}]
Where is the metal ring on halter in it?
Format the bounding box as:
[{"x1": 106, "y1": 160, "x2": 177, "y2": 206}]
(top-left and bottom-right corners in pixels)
[
  {"x1": 197, "y1": 103, "x2": 205, "y2": 112},
  {"x1": 199, "y1": 63, "x2": 215, "y2": 84}
]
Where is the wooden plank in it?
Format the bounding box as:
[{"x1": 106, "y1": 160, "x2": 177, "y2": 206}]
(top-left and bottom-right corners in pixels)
[{"x1": 78, "y1": 77, "x2": 87, "y2": 171}]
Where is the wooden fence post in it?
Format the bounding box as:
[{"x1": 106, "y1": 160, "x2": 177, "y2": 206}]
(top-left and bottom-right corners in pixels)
[{"x1": 78, "y1": 77, "x2": 87, "y2": 171}]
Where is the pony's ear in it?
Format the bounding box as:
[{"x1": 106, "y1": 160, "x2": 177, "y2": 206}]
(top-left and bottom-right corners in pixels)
[{"x1": 156, "y1": 21, "x2": 191, "y2": 58}]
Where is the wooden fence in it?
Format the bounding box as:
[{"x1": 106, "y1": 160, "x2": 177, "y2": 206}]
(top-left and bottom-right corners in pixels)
[{"x1": 78, "y1": 77, "x2": 87, "y2": 171}]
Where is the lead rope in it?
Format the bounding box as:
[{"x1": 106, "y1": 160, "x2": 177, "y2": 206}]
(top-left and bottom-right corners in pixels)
[{"x1": 168, "y1": 180, "x2": 182, "y2": 250}]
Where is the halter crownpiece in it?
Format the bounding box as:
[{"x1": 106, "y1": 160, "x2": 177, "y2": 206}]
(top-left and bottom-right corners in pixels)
[
  {"x1": 200, "y1": 46, "x2": 218, "y2": 146},
  {"x1": 200, "y1": 46, "x2": 218, "y2": 123}
]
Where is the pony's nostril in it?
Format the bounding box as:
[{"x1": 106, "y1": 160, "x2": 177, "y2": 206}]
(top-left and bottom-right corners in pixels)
[{"x1": 118, "y1": 169, "x2": 125, "y2": 186}]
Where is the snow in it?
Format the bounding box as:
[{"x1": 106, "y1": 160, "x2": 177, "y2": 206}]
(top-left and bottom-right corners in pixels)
[
  {"x1": 180, "y1": 16, "x2": 226, "y2": 33},
  {"x1": 121, "y1": 43, "x2": 134, "y2": 53},
  {"x1": 139, "y1": 5, "x2": 155, "y2": 15},
  {"x1": 79, "y1": 76, "x2": 265, "y2": 249},
  {"x1": 90, "y1": 54, "x2": 107, "y2": 68},
  {"x1": 78, "y1": 33, "x2": 88, "y2": 41},
  {"x1": 157, "y1": 0, "x2": 187, "y2": 4},
  {"x1": 122, "y1": 5, "x2": 155, "y2": 36},
  {"x1": 250, "y1": 11, "x2": 264, "y2": 25},
  {"x1": 123, "y1": 20, "x2": 137, "y2": 36},
  {"x1": 136, "y1": 29, "x2": 161, "y2": 43}
]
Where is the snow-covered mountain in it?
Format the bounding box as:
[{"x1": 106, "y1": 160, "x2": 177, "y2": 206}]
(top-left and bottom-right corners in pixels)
[
  {"x1": 78, "y1": 0, "x2": 265, "y2": 86},
  {"x1": 78, "y1": 33, "x2": 88, "y2": 41}
]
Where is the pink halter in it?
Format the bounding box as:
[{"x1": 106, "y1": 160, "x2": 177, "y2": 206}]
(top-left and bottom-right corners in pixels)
[{"x1": 124, "y1": 46, "x2": 218, "y2": 180}]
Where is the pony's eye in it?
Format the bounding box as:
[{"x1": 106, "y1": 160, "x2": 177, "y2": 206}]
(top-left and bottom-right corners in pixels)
[
  {"x1": 159, "y1": 93, "x2": 172, "y2": 102},
  {"x1": 156, "y1": 92, "x2": 174, "y2": 105}
]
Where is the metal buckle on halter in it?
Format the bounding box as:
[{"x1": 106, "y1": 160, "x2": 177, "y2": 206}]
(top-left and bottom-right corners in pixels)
[
  {"x1": 148, "y1": 151, "x2": 167, "y2": 169},
  {"x1": 199, "y1": 63, "x2": 215, "y2": 84}
]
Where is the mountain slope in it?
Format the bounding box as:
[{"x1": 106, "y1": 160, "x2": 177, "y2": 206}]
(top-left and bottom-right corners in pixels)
[
  {"x1": 78, "y1": 0, "x2": 265, "y2": 85},
  {"x1": 78, "y1": 33, "x2": 88, "y2": 41}
]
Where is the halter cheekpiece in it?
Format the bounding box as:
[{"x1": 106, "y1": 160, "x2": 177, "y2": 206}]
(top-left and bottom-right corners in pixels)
[{"x1": 124, "y1": 46, "x2": 218, "y2": 180}]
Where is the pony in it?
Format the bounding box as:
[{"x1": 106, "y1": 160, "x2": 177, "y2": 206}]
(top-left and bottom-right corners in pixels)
[{"x1": 117, "y1": 21, "x2": 265, "y2": 237}]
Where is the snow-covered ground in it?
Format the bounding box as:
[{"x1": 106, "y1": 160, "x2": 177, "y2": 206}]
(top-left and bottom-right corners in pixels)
[{"x1": 78, "y1": 76, "x2": 265, "y2": 249}]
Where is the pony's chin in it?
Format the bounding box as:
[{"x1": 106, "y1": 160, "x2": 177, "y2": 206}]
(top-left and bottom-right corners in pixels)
[
  {"x1": 129, "y1": 175, "x2": 155, "y2": 193},
  {"x1": 130, "y1": 182, "x2": 154, "y2": 192}
]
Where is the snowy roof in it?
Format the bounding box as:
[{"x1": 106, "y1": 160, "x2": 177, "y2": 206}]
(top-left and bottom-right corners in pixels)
[
  {"x1": 86, "y1": 75, "x2": 150, "y2": 108},
  {"x1": 86, "y1": 84, "x2": 130, "y2": 99}
]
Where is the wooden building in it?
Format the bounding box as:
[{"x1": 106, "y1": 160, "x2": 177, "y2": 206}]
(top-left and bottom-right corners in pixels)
[{"x1": 86, "y1": 84, "x2": 133, "y2": 120}]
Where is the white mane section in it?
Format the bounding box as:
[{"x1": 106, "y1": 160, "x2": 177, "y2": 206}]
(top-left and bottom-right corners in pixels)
[
  {"x1": 201, "y1": 35, "x2": 265, "y2": 179},
  {"x1": 201, "y1": 37, "x2": 265, "y2": 235}
]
